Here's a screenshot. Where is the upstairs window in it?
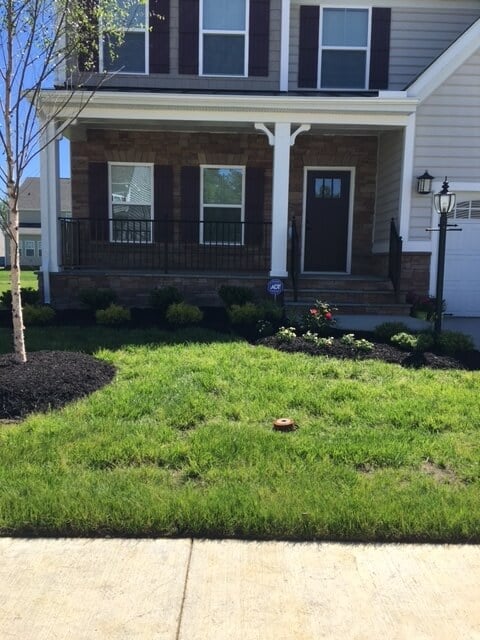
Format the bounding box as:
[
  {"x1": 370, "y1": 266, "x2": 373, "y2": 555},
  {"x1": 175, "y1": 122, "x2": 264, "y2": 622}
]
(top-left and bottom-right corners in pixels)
[
  {"x1": 320, "y1": 8, "x2": 370, "y2": 89},
  {"x1": 109, "y1": 163, "x2": 153, "y2": 243},
  {"x1": 201, "y1": 167, "x2": 245, "y2": 244},
  {"x1": 101, "y1": 0, "x2": 148, "y2": 74},
  {"x1": 201, "y1": 0, "x2": 248, "y2": 76}
]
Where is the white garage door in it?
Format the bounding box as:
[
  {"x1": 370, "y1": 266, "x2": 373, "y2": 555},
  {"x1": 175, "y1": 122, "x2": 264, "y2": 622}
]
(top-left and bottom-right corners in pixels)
[{"x1": 444, "y1": 194, "x2": 480, "y2": 316}]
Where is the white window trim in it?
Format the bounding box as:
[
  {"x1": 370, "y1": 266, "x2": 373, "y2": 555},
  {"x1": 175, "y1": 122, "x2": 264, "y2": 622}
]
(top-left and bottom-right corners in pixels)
[
  {"x1": 108, "y1": 162, "x2": 154, "y2": 244},
  {"x1": 199, "y1": 0, "x2": 249, "y2": 77},
  {"x1": 37, "y1": 241, "x2": 42, "y2": 257},
  {"x1": 24, "y1": 240, "x2": 36, "y2": 257},
  {"x1": 200, "y1": 165, "x2": 246, "y2": 246},
  {"x1": 318, "y1": 7, "x2": 371, "y2": 91},
  {"x1": 99, "y1": 2, "x2": 149, "y2": 75}
]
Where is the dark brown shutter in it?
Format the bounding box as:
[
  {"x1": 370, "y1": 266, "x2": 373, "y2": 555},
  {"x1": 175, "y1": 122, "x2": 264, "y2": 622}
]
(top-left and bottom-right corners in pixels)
[
  {"x1": 88, "y1": 162, "x2": 108, "y2": 240},
  {"x1": 78, "y1": 0, "x2": 99, "y2": 72},
  {"x1": 298, "y1": 6, "x2": 319, "y2": 88},
  {"x1": 180, "y1": 166, "x2": 200, "y2": 241},
  {"x1": 369, "y1": 8, "x2": 391, "y2": 90},
  {"x1": 179, "y1": 0, "x2": 199, "y2": 75},
  {"x1": 149, "y1": 0, "x2": 170, "y2": 74},
  {"x1": 154, "y1": 165, "x2": 174, "y2": 242},
  {"x1": 249, "y1": 0, "x2": 270, "y2": 77},
  {"x1": 245, "y1": 168, "x2": 265, "y2": 245}
]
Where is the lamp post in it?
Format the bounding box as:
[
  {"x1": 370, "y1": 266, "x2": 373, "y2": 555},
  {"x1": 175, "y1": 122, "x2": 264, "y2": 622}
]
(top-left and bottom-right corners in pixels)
[{"x1": 433, "y1": 177, "x2": 456, "y2": 334}]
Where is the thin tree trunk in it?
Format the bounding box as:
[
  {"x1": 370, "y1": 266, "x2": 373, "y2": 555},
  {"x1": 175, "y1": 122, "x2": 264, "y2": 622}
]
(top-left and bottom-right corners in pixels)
[{"x1": 7, "y1": 190, "x2": 26, "y2": 364}]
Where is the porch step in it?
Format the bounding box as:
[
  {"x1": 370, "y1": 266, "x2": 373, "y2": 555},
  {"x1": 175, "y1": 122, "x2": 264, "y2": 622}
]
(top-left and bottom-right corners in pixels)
[
  {"x1": 285, "y1": 301, "x2": 411, "y2": 316},
  {"x1": 289, "y1": 275, "x2": 395, "y2": 292},
  {"x1": 285, "y1": 288, "x2": 398, "y2": 305}
]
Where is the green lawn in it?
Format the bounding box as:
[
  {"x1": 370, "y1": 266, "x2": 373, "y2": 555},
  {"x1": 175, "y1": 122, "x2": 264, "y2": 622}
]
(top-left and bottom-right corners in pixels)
[
  {"x1": 0, "y1": 269, "x2": 38, "y2": 294},
  {"x1": 0, "y1": 326, "x2": 479, "y2": 541}
]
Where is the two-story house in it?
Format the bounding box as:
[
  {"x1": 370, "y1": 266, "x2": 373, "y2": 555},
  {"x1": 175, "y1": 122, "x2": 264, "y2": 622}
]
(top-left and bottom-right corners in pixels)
[{"x1": 36, "y1": 0, "x2": 480, "y2": 315}]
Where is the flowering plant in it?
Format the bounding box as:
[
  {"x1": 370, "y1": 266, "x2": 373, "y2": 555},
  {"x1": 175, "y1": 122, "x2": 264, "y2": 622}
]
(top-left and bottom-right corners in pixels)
[
  {"x1": 406, "y1": 292, "x2": 444, "y2": 321},
  {"x1": 303, "y1": 300, "x2": 336, "y2": 334}
]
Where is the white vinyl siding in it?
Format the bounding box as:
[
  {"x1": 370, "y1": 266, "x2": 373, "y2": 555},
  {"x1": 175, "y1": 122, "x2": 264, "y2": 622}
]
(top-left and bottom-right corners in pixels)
[{"x1": 373, "y1": 130, "x2": 403, "y2": 247}]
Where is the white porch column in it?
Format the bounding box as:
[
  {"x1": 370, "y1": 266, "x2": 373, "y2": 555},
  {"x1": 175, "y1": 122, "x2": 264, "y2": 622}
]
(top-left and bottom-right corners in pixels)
[
  {"x1": 40, "y1": 119, "x2": 61, "y2": 304},
  {"x1": 270, "y1": 122, "x2": 291, "y2": 277}
]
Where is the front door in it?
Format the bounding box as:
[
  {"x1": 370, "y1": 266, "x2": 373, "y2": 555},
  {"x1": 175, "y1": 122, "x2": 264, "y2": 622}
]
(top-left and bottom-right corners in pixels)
[{"x1": 303, "y1": 170, "x2": 351, "y2": 272}]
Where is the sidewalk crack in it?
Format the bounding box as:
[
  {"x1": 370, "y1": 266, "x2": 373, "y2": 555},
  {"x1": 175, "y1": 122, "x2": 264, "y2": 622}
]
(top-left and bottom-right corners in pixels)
[{"x1": 175, "y1": 538, "x2": 194, "y2": 640}]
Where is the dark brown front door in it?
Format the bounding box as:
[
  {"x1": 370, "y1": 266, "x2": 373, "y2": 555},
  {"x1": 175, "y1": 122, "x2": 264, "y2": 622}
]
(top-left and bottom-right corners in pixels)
[{"x1": 304, "y1": 170, "x2": 351, "y2": 272}]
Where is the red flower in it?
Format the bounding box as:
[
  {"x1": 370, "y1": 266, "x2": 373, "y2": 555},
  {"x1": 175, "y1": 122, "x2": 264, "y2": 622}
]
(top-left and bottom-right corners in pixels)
[
  {"x1": 309, "y1": 308, "x2": 319, "y2": 315},
  {"x1": 324, "y1": 312, "x2": 332, "y2": 321}
]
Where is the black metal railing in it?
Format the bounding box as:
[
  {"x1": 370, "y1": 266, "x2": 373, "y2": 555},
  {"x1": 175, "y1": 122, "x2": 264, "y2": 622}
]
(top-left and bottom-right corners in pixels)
[
  {"x1": 59, "y1": 218, "x2": 272, "y2": 273},
  {"x1": 388, "y1": 218, "x2": 403, "y2": 299},
  {"x1": 289, "y1": 216, "x2": 300, "y2": 302}
]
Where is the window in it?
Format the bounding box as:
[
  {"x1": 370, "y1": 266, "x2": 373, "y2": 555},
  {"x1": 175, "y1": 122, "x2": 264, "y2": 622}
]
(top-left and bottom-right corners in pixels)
[
  {"x1": 201, "y1": 0, "x2": 248, "y2": 76},
  {"x1": 101, "y1": 0, "x2": 148, "y2": 74},
  {"x1": 37, "y1": 241, "x2": 42, "y2": 257},
  {"x1": 320, "y1": 8, "x2": 370, "y2": 89},
  {"x1": 24, "y1": 241, "x2": 36, "y2": 257},
  {"x1": 201, "y1": 167, "x2": 245, "y2": 244},
  {"x1": 109, "y1": 163, "x2": 153, "y2": 243}
]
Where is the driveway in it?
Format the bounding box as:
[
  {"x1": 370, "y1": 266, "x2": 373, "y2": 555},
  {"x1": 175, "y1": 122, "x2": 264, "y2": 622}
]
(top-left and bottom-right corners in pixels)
[{"x1": 443, "y1": 316, "x2": 480, "y2": 350}]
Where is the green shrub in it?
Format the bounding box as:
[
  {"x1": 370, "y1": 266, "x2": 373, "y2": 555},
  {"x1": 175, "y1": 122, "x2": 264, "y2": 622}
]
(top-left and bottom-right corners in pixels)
[
  {"x1": 436, "y1": 331, "x2": 474, "y2": 355},
  {"x1": 374, "y1": 321, "x2": 411, "y2": 342},
  {"x1": 416, "y1": 332, "x2": 435, "y2": 352},
  {"x1": 258, "y1": 300, "x2": 283, "y2": 323},
  {"x1": 303, "y1": 300, "x2": 336, "y2": 334},
  {"x1": 228, "y1": 302, "x2": 262, "y2": 326},
  {"x1": 0, "y1": 286, "x2": 39, "y2": 307},
  {"x1": 96, "y1": 304, "x2": 131, "y2": 326},
  {"x1": 79, "y1": 287, "x2": 118, "y2": 311},
  {"x1": 218, "y1": 285, "x2": 256, "y2": 308},
  {"x1": 149, "y1": 286, "x2": 183, "y2": 316},
  {"x1": 391, "y1": 332, "x2": 417, "y2": 351},
  {"x1": 22, "y1": 304, "x2": 55, "y2": 326},
  {"x1": 276, "y1": 326, "x2": 297, "y2": 343},
  {"x1": 340, "y1": 333, "x2": 374, "y2": 352},
  {"x1": 166, "y1": 302, "x2": 203, "y2": 326}
]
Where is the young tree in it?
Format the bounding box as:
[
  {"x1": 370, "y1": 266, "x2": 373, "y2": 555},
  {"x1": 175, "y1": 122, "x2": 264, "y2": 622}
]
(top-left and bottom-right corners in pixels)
[{"x1": 0, "y1": 0, "x2": 147, "y2": 363}]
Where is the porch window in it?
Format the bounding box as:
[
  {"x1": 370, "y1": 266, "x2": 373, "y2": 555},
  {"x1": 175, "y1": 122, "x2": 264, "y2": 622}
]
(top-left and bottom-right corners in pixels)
[
  {"x1": 320, "y1": 8, "x2": 370, "y2": 89},
  {"x1": 37, "y1": 241, "x2": 42, "y2": 257},
  {"x1": 101, "y1": 0, "x2": 148, "y2": 74},
  {"x1": 201, "y1": 0, "x2": 248, "y2": 76},
  {"x1": 109, "y1": 163, "x2": 153, "y2": 243},
  {"x1": 201, "y1": 166, "x2": 245, "y2": 244},
  {"x1": 24, "y1": 240, "x2": 36, "y2": 257}
]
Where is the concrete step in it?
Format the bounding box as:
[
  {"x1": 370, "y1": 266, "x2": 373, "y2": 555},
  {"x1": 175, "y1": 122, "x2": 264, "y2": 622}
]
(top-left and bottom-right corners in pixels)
[
  {"x1": 290, "y1": 276, "x2": 394, "y2": 292},
  {"x1": 284, "y1": 288, "x2": 401, "y2": 305},
  {"x1": 285, "y1": 301, "x2": 411, "y2": 316}
]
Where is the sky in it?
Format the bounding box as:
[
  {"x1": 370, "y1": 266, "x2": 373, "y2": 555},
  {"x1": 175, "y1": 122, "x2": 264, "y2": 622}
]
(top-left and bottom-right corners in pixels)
[{"x1": 25, "y1": 138, "x2": 71, "y2": 180}]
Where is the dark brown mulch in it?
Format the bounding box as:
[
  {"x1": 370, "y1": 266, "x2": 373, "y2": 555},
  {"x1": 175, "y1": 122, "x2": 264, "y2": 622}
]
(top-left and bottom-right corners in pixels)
[
  {"x1": 258, "y1": 336, "x2": 480, "y2": 371},
  {"x1": 0, "y1": 351, "x2": 116, "y2": 420}
]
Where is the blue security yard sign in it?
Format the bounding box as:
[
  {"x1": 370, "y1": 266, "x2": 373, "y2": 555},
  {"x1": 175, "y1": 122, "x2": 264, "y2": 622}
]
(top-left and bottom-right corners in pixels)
[{"x1": 267, "y1": 278, "x2": 284, "y2": 298}]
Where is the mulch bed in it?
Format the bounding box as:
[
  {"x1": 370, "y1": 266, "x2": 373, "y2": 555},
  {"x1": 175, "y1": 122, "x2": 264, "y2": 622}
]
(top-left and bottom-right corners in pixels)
[
  {"x1": 258, "y1": 336, "x2": 480, "y2": 371},
  {"x1": 0, "y1": 351, "x2": 116, "y2": 420}
]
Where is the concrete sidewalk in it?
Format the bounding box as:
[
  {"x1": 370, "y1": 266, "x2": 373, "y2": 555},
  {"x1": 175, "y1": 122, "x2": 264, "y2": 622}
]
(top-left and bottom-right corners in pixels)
[{"x1": 1, "y1": 538, "x2": 479, "y2": 639}]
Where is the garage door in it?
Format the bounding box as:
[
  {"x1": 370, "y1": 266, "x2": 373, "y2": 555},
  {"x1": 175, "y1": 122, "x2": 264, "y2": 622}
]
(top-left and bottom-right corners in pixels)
[{"x1": 443, "y1": 194, "x2": 480, "y2": 316}]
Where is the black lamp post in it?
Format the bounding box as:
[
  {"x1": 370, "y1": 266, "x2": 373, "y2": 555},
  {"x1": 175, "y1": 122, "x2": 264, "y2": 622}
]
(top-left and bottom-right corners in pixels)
[{"x1": 433, "y1": 177, "x2": 456, "y2": 334}]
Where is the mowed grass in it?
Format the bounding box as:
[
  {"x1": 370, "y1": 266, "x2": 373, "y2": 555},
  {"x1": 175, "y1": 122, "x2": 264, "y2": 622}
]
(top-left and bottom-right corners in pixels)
[
  {"x1": 0, "y1": 326, "x2": 479, "y2": 541},
  {"x1": 0, "y1": 269, "x2": 38, "y2": 295}
]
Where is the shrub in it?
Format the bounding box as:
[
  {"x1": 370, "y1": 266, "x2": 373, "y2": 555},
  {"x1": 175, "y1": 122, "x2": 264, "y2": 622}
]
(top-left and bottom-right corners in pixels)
[
  {"x1": 22, "y1": 304, "x2": 55, "y2": 326},
  {"x1": 436, "y1": 331, "x2": 474, "y2": 355},
  {"x1": 391, "y1": 332, "x2": 418, "y2": 351},
  {"x1": 303, "y1": 300, "x2": 336, "y2": 334},
  {"x1": 257, "y1": 300, "x2": 283, "y2": 323},
  {"x1": 149, "y1": 286, "x2": 183, "y2": 316},
  {"x1": 0, "y1": 286, "x2": 39, "y2": 307},
  {"x1": 257, "y1": 320, "x2": 275, "y2": 338},
  {"x1": 227, "y1": 302, "x2": 262, "y2": 326},
  {"x1": 96, "y1": 304, "x2": 131, "y2": 326},
  {"x1": 276, "y1": 326, "x2": 297, "y2": 343},
  {"x1": 416, "y1": 332, "x2": 435, "y2": 352},
  {"x1": 302, "y1": 332, "x2": 334, "y2": 348},
  {"x1": 166, "y1": 302, "x2": 203, "y2": 326},
  {"x1": 374, "y1": 321, "x2": 411, "y2": 342},
  {"x1": 340, "y1": 333, "x2": 374, "y2": 352},
  {"x1": 218, "y1": 285, "x2": 256, "y2": 308},
  {"x1": 79, "y1": 287, "x2": 117, "y2": 311}
]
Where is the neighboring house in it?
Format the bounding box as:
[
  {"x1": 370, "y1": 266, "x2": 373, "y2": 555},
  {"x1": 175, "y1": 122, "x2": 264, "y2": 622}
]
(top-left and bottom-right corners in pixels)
[
  {"x1": 36, "y1": 0, "x2": 480, "y2": 315},
  {"x1": 5, "y1": 178, "x2": 71, "y2": 269}
]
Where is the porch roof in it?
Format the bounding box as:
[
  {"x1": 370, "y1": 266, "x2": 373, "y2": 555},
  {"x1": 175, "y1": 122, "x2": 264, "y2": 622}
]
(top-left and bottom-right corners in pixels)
[{"x1": 36, "y1": 90, "x2": 418, "y2": 132}]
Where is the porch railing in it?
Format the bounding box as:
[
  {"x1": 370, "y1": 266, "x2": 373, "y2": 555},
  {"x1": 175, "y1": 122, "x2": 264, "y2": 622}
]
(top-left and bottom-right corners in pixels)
[
  {"x1": 388, "y1": 218, "x2": 403, "y2": 300},
  {"x1": 59, "y1": 218, "x2": 271, "y2": 273}
]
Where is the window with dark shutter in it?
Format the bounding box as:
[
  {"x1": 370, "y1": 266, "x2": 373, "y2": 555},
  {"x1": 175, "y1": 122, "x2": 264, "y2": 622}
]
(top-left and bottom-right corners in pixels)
[
  {"x1": 88, "y1": 162, "x2": 108, "y2": 240},
  {"x1": 245, "y1": 167, "x2": 265, "y2": 245},
  {"x1": 180, "y1": 167, "x2": 200, "y2": 241},
  {"x1": 369, "y1": 8, "x2": 391, "y2": 90},
  {"x1": 78, "y1": 0, "x2": 99, "y2": 72},
  {"x1": 149, "y1": 0, "x2": 170, "y2": 74},
  {"x1": 249, "y1": 0, "x2": 270, "y2": 77},
  {"x1": 154, "y1": 165, "x2": 173, "y2": 242},
  {"x1": 298, "y1": 6, "x2": 319, "y2": 88},
  {"x1": 179, "y1": 0, "x2": 199, "y2": 74}
]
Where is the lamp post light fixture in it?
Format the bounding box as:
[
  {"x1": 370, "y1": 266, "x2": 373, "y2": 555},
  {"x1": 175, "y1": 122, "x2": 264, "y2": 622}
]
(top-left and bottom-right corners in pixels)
[
  {"x1": 433, "y1": 177, "x2": 456, "y2": 334},
  {"x1": 417, "y1": 170, "x2": 435, "y2": 195}
]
